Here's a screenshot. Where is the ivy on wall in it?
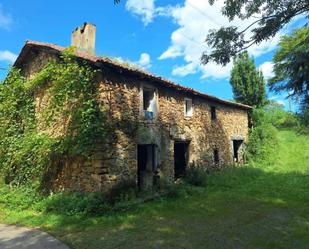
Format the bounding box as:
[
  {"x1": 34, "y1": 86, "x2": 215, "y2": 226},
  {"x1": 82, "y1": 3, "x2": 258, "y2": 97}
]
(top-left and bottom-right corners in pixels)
[{"x1": 0, "y1": 48, "x2": 110, "y2": 187}]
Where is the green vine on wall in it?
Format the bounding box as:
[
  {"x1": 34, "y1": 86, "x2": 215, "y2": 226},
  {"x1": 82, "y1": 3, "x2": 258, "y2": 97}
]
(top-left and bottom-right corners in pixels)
[{"x1": 0, "y1": 48, "x2": 109, "y2": 187}]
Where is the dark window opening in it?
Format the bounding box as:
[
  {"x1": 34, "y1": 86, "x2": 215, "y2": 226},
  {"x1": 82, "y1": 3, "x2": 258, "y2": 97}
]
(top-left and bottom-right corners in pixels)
[
  {"x1": 211, "y1": 106, "x2": 217, "y2": 120},
  {"x1": 232, "y1": 140, "x2": 243, "y2": 162},
  {"x1": 174, "y1": 141, "x2": 190, "y2": 179},
  {"x1": 137, "y1": 144, "x2": 156, "y2": 190},
  {"x1": 213, "y1": 149, "x2": 219, "y2": 164}
]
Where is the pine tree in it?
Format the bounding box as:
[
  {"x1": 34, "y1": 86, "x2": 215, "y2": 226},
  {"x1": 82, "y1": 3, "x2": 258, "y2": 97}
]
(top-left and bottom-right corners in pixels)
[{"x1": 230, "y1": 51, "x2": 267, "y2": 107}]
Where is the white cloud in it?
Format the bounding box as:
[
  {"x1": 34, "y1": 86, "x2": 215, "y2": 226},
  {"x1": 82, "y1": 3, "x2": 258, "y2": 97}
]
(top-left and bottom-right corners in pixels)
[
  {"x1": 259, "y1": 61, "x2": 274, "y2": 80},
  {"x1": 125, "y1": 0, "x2": 175, "y2": 25},
  {"x1": 136, "y1": 53, "x2": 152, "y2": 69},
  {"x1": 276, "y1": 100, "x2": 285, "y2": 107},
  {"x1": 125, "y1": 0, "x2": 156, "y2": 25},
  {"x1": 111, "y1": 53, "x2": 152, "y2": 70},
  {"x1": 0, "y1": 50, "x2": 17, "y2": 63},
  {"x1": 158, "y1": 0, "x2": 283, "y2": 79},
  {"x1": 0, "y1": 5, "x2": 13, "y2": 30},
  {"x1": 172, "y1": 62, "x2": 197, "y2": 77}
]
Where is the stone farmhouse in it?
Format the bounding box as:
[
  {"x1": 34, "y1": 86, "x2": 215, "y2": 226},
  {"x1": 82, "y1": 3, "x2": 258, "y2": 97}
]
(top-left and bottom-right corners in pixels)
[{"x1": 14, "y1": 23, "x2": 252, "y2": 192}]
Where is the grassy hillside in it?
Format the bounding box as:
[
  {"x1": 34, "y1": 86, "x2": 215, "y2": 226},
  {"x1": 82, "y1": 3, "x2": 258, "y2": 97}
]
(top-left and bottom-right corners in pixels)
[{"x1": 1, "y1": 129, "x2": 309, "y2": 249}]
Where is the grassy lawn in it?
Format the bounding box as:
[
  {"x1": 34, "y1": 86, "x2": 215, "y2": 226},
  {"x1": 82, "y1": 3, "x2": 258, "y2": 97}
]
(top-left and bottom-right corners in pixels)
[{"x1": 1, "y1": 129, "x2": 309, "y2": 249}]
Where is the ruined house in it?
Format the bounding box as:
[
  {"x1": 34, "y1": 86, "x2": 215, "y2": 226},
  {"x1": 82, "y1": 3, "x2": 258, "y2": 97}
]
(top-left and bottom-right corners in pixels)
[{"x1": 14, "y1": 23, "x2": 252, "y2": 192}]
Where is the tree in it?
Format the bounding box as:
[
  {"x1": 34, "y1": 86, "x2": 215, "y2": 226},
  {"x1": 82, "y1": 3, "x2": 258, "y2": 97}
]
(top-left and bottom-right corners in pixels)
[
  {"x1": 201, "y1": 0, "x2": 309, "y2": 65},
  {"x1": 230, "y1": 51, "x2": 267, "y2": 107},
  {"x1": 269, "y1": 27, "x2": 309, "y2": 109}
]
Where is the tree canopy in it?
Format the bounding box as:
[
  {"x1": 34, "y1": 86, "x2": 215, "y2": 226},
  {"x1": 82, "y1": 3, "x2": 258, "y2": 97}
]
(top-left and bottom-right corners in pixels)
[
  {"x1": 201, "y1": 0, "x2": 309, "y2": 65},
  {"x1": 230, "y1": 51, "x2": 267, "y2": 107},
  {"x1": 269, "y1": 27, "x2": 309, "y2": 109}
]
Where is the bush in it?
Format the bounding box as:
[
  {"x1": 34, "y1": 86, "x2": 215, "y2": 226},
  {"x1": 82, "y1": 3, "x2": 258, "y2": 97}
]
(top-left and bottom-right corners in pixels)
[
  {"x1": 42, "y1": 192, "x2": 110, "y2": 215},
  {"x1": 300, "y1": 109, "x2": 309, "y2": 126},
  {"x1": 252, "y1": 102, "x2": 299, "y2": 129},
  {"x1": 245, "y1": 124, "x2": 278, "y2": 162},
  {"x1": 107, "y1": 179, "x2": 138, "y2": 204},
  {"x1": 183, "y1": 167, "x2": 208, "y2": 187},
  {"x1": 0, "y1": 184, "x2": 43, "y2": 211},
  {"x1": 164, "y1": 182, "x2": 190, "y2": 199},
  {"x1": 280, "y1": 113, "x2": 299, "y2": 128}
]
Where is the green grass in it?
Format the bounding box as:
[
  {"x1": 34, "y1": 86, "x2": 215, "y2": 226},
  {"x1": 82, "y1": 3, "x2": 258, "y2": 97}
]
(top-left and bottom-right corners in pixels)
[{"x1": 1, "y1": 129, "x2": 309, "y2": 249}]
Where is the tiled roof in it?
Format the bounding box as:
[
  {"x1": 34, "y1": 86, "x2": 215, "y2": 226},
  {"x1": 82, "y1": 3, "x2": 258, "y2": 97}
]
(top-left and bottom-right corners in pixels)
[{"x1": 14, "y1": 40, "x2": 252, "y2": 110}]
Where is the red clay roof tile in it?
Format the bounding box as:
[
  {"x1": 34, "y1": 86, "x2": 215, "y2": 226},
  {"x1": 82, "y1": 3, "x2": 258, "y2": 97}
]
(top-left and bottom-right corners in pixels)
[{"x1": 14, "y1": 40, "x2": 252, "y2": 110}]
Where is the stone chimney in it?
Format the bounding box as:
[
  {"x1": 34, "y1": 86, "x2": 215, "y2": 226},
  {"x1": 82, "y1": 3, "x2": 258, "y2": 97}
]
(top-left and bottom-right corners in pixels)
[{"x1": 71, "y1": 22, "x2": 96, "y2": 55}]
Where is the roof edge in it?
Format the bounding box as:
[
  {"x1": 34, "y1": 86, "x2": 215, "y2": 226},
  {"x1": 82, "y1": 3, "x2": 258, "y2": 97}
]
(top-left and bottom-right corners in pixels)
[{"x1": 14, "y1": 40, "x2": 252, "y2": 110}]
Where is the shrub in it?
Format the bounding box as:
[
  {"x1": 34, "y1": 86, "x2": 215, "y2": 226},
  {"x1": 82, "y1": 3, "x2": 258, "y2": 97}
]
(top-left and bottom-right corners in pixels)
[
  {"x1": 42, "y1": 192, "x2": 110, "y2": 215},
  {"x1": 164, "y1": 183, "x2": 189, "y2": 199},
  {"x1": 300, "y1": 109, "x2": 309, "y2": 126},
  {"x1": 183, "y1": 167, "x2": 208, "y2": 187},
  {"x1": 0, "y1": 184, "x2": 43, "y2": 211},
  {"x1": 280, "y1": 113, "x2": 299, "y2": 128},
  {"x1": 245, "y1": 123, "x2": 278, "y2": 162},
  {"x1": 107, "y1": 179, "x2": 138, "y2": 204},
  {"x1": 252, "y1": 102, "x2": 299, "y2": 129}
]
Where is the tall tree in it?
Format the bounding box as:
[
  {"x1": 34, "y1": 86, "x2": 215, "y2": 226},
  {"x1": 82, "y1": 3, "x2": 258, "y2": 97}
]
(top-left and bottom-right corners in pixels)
[
  {"x1": 201, "y1": 0, "x2": 309, "y2": 65},
  {"x1": 230, "y1": 51, "x2": 267, "y2": 107},
  {"x1": 269, "y1": 27, "x2": 309, "y2": 109}
]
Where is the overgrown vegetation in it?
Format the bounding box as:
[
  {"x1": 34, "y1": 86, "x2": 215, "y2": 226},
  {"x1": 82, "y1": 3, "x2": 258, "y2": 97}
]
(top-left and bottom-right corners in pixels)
[
  {"x1": 0, "y1": 48, "x2": 109, "y2": 187},
  {"x1": 1, "y1": 128, "x2": 308, "y2": 248},
  {"x1": 245, "y1": 100, "x2": 305, "y2": 162}
]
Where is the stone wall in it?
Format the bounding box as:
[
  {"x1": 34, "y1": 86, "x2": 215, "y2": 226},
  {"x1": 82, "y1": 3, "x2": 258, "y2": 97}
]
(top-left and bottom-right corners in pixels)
[{"x1": 23, "y1": 50, "x2": 249, "y2": 192}]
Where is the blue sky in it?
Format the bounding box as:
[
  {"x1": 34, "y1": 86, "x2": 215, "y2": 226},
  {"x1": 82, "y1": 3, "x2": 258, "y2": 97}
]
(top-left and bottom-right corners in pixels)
[{"x1": 0, "y1": 0, "x2": 306, "y2": 110}]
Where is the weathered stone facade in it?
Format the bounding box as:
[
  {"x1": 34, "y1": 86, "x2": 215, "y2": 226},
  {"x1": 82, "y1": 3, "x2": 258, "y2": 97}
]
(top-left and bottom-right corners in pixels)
[{"x1": 15, "y1": 41, "x2": 251, "y2": 193}]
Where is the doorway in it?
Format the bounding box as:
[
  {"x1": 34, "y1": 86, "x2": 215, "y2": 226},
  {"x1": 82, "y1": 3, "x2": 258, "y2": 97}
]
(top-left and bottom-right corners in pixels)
[
  {"x1": 137, "y1": 145, "x2": 156, "y2": 190},
  {"x1": 174, "y1": 141, "x2": 190, "y2": 179},
  {"x1": 232, "y1": 140, "x2": 243, "y2": 162}
]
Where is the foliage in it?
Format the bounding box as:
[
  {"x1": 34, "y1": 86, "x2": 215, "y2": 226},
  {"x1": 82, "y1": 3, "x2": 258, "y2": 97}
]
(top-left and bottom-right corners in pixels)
[
  {"x1": 0, "y1": 184, "x2": 43, "y2": 211},
  {"x1": 42, "y1": 192, "x2": 110, "y2": 216},
  {"x1": 29, "y1": 48, "x2": 109, "y2": 155},
  {"x1": 201, "y1": 0, "x2": 309, "y2": 65},
  {"x1": 0, "y1": 68, "x2": 50, "y2": 186},
  {"x1": 2, "y1": 134, "x2": 54, "y2": 187},
  {"x1": 253, "y1": 101, "x2": 299, "y2": 128},
  {"x1": 269, "y1": 27, "x2": 309, "y2": 111},
  {"x1": 183, "y1": 167, "x2": 208, "y2": 187},
  {"x1": 299, "y1": 108, "x2": 309, "y2": 127},
  {"x1": 106, "y1": 179, "x2": 138, "y2": 204},
  {"x1": 230, "y1": 51, "x2": 267, "y2": 107},
  {"x1": 1, "y1": 130, "x2": 309, "y2": 248},
  {"x1": 0, "y1": 48, "x2": 109, "y2": 187},
  {"x1": 245, "y1": 105, "x2": 281, "y2": 162},
  {"x1": 245, "y1": 123, "x2": 278, "y2": 162},
  {"x1": 0, "y1": 69, "x2": 34, "y2": 139}
]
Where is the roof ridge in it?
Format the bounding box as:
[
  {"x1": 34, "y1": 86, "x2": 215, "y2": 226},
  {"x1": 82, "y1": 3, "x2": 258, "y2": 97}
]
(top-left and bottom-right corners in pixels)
[{"x1": 16, "y1": 40, "x2": 252, "y2": 110}]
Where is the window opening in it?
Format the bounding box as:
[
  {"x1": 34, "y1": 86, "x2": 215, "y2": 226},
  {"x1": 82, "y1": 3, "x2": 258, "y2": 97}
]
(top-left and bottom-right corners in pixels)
[
  {"x1": 185, "y1": 98, "x2": 193, "y2": 117},
  {"x1": 211, "y1": 106, "x2": 217, "y2": 120},
  {"x1": 213, "y1": 149, "x2": 219, "y2": 163}
]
